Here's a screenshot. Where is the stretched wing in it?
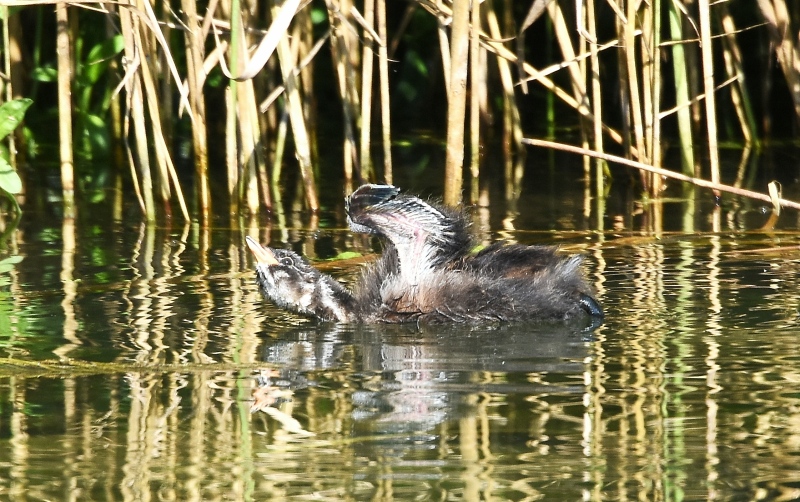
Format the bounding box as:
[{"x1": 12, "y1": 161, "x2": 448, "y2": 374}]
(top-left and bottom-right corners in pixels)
[
  {"x1": 346, "y1": 184, "x2": 400, "y2": 235},
  {"x1": 346, "y1": 184, "x2": 471, "y2": 264}
]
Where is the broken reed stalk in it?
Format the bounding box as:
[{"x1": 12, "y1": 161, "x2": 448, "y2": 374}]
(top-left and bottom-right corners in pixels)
[
  {"x1": 443, "y1": 0, "x2": 469, "y2": 206},
  {"x1": 732, "y1": 145, "x2": 753, "y2": 189},
  {"x1": 5, "y1": 7, "x2": 23, "y2": 106},
  {"x1": 522, "y1": 138, "x2": 800, "y2": 212},
  {"x1": 130, "y1": 110, "x2": 155, "y2": 220},
  {"x1": 376, "y1": 0, "x2": 392, "y2": 184},
  {"x1": 56, "y1": 1, "x2": 74, "y2": 217},
  {"x1": 106, "y1": 14, "x2": 125, "y2": 171},
  {"x1": 545, "y1": 14, "x2": 555, "y2": 140},
  {"x1": 698, "y1": 0, "x2": 720, "y2": 195}
]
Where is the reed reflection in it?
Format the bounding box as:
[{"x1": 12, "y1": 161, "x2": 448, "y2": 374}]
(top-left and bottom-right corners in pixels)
[
  {"x1": 3, "y1": 204, "x2": 800, "y2": 500},
  {"x1": 54, "y1": 217, "x2": 79, "y2": 359}
]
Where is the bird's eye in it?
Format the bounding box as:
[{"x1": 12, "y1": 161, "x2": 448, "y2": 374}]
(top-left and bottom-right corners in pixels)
[{"x1": 280, "y1": 257, "x2": 294, "y2": 267}]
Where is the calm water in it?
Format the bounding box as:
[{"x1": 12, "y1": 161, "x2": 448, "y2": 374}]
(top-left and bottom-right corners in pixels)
[{"x1": 1, "y1": 177, "x2": 800, "y2": 500}]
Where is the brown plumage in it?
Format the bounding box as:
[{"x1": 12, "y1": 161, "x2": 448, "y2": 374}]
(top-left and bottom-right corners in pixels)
[{"x1": 247, "y1": 184, "x2": 603, "y2": 324}]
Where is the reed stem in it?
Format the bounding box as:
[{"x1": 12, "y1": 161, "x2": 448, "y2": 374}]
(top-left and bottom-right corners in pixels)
[
  {"x1": 699, "y1": 0, "x2": 720, "y2": 194},
  {"x1": 443, "y1": 0, "x2": 470, "y2": 205},
  {"x1": 624, "y1": 0, "x2": 647, "y2": 167},
  {"x1": 181, "y1": 0, "x2": 210, "y2": 221},
  {"x1": 376, "y1": 0, "x2": 392, "y2": 184},
  {"x1": 359, "y1": 0, "x2": 375, "y2": 179},
  {"x1": 468, "y1": 0, "x2": 481, "y2": 203},
  {"x1": 650, "y1": 0, "x2": 663, "y2": 191},
  {"x1": 227, "y1": 0, "x2": 241, "y2": 213},
  {"x1": 56, "y1": 1, "x2": 74, "y2": 217},
  {"x1": 587, "y1": 0, "x2": 608, "y2": 220},
  {"x1": 668, "y1": 1, "x2": 695, "y2": 175},
  {"x1": 436, "y1": 0, "x2": 451, "y2": 95}
]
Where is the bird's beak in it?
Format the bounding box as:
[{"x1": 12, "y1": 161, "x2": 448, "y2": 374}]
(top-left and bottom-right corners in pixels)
[{"x1": 245, "y1": 236, "x2": 279, "y2": 266}]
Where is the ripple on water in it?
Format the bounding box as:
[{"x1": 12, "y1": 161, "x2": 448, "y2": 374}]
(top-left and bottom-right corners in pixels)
[{"x1": 5, "y1": 221, "x2": 800, "y2": 500}]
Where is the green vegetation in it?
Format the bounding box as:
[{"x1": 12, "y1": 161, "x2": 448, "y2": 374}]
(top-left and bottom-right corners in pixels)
[{"x1": 0, "y1": 97, "x2": 31, "y2": 216}]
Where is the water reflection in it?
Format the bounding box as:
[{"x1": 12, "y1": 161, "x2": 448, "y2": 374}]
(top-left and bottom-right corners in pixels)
[
  {"x1": 257, "y1": 323, "x2": 589, "y2": 434},
  {"x1": 1, "y1": 206, "x2": 800, "y2": 499},
  {"x1": 245, "y1": 321, "x2": 593, "y2": 499}
]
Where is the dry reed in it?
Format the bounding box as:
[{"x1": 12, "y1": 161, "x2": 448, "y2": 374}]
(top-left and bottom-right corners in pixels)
[{"x1": 1, "y1": 0, "x2": 797, "y2": 222}]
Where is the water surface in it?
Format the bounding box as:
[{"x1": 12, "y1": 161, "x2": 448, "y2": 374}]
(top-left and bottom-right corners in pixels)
[{"x1": 1, "y1": 180, "x2": 799, "y2": 500}]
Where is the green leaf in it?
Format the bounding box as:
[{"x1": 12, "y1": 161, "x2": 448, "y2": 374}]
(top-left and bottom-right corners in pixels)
[
  {"x1": 0, "y1": 98, "x2": 33, "y2": 140},
  {"x1": 310, "y1": 6, "x2": 326, "y2": 24},
  {"x1": 83, "y1": 35, "x2": 124, "y2": 84},
  {"x1": 31, "y1": 65, "x2": 57, "y2": 82},
  {"x1": 82, "y1": 113, "x2": 111, "y2": 155},
  {"x1": 21, "y1": 126, "x2": 38, "y2": 158},
  {"x1": 0, "y1": 157, "x2": 22, "y2": 195},
  {"x1": 88, "y1": 189, "x2": 106, "y2": 204},
  {"x1": 0, "y1": 255, "x2": 23, "y2": 274},
  {"x1": 86, "y1": 35, "x2": 124, "y2": 65},
  {"x1": 329, "y1": 251, "x2": 362, "y2": 261}
]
